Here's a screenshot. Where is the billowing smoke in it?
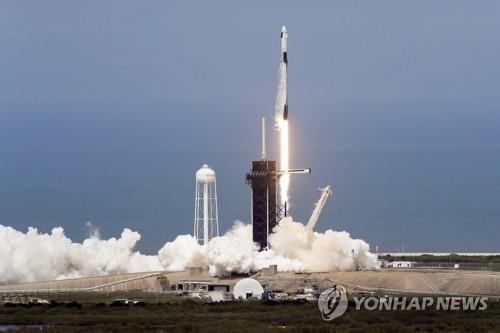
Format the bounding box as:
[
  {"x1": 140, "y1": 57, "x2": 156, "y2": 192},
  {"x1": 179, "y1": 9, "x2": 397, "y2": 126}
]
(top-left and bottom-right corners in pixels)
[
  {"x1": 0, "y1": 219, "x2": 378, "y2": 284},
  {"x1": 0, "y1": 224, "x2": 163, "y2": 284}
]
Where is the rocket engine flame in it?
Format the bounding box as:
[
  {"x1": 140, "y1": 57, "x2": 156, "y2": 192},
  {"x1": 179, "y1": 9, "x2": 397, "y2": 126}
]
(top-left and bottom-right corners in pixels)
[
  {"x1": 278, "y1": 119, "x2": 290, "y2": 205},
  {"x1": 275, "y1": 26, "x2": 290, "y2": 206}
]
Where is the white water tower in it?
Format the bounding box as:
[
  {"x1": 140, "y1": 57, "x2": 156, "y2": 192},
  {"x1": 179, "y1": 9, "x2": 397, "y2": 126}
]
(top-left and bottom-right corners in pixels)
[{"x1": 194, "y1": 164, "x2": 219, "y2": 245}]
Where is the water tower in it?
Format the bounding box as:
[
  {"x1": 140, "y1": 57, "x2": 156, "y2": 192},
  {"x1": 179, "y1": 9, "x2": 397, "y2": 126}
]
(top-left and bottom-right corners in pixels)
[{"x1": 194, "y1": 164, "x2": 219, "y2": 245}]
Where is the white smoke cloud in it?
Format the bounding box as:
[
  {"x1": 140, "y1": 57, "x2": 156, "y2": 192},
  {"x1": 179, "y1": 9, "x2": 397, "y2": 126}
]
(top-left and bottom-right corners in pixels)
[
  {"x1": 158, "y1": 234, "x2": 206, "y2": 271},
  {"x1": 0, "y1": 225, "x2": 162, "y2": 284},
  {"x1": 269, "y1": 218, "x2": 378, "y2": 272},
  {"x1": 0, "y1": 219, "x2": 378, "y2": 284}
]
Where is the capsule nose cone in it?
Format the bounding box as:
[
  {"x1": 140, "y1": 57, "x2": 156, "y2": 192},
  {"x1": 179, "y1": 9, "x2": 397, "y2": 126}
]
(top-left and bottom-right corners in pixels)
[{"x1": 281, "y1": 25, "x2": 287, "y2": 33}]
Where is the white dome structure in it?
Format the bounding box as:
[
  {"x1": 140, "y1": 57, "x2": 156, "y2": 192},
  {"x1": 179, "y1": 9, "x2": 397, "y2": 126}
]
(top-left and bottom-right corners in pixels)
[
  {"x1": 194, "y1": 164, "x2": 219, "y2": 245},
  {"x1": 233, "y1": 278, "x2": 264, "y2": 300}
]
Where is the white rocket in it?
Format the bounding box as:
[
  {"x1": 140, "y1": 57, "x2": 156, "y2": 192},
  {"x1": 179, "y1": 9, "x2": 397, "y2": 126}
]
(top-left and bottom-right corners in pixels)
[
  {"x1": 275, "y1": 26, "x2": 288, "y2": 128},
  {"x1": 280, "y1": 25, "x2": 288, "y2": 69}
]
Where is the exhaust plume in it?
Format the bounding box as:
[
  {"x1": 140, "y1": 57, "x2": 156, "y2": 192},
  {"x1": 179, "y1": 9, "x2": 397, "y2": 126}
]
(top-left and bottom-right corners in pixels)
[{"x1": 0, "y1": 219, "x2": 378, "y2": 284}]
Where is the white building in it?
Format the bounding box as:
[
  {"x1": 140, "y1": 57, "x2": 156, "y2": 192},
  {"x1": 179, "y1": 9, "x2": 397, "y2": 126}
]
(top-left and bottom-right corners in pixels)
[{"x1": 387, "y1": 261, "x2": 416, "y2": 268}]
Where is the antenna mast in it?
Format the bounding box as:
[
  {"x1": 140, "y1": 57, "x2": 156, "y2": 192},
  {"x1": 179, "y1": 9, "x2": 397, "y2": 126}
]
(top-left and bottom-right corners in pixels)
[{"x1": 261, "y1": 117, "x2": 266, "y2": 160}]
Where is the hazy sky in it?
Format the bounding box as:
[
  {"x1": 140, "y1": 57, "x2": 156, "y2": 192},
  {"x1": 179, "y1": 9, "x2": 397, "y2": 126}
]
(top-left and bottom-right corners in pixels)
[{"x1": 1, "y1": 1, "x2": 499, "y2": 252}]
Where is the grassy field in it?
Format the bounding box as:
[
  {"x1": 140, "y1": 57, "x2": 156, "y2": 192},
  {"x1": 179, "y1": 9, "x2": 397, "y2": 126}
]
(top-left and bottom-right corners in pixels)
[{"x1": 1, "y1": 292, "x2": 499, "y2": 333}]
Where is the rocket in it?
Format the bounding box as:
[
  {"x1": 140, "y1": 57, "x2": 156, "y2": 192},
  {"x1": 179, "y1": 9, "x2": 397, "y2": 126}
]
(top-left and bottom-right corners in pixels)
[{"x1": 275, "y1": 26, "x2": 288, "y2": 128}]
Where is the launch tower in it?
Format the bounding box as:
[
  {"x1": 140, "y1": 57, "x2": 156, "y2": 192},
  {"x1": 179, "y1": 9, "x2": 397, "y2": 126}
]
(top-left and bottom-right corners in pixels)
[
  {"x1": 246, "y1": 159, "x2": 278, "y2": 250},
  {"x1": 246, "y1": 118, "x2": 310, "y2": 250}
]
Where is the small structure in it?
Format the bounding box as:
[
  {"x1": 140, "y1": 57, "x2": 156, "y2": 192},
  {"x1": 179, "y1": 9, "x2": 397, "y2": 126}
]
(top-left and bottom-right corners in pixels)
[
  {"x1": 173, "y1": 280, "x2": 230, "y2": 293},
  {"x1": 262, "y1": 290, "x2": 288, "y2": 302},
  {"x1": 173, "y1": 280, "x2": 232, "y2": 303},
  {"x1": 289, "y1": 286, "x2": 317, "y2": 302},
  {"x1": 387, "y1": 261, "x2": 416, "y2": 268},
  {"x1": 261, "y1": 265, "x2": 278, "y2": 276}
]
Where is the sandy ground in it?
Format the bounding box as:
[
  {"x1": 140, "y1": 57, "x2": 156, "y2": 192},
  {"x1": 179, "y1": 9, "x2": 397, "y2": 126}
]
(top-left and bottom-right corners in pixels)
[
  {"x1": 260, "y1": 270, "x2": 500, "y2": 296},
  {"x1": 1, "y1": 269, "x2": 499, "y2": 296}
]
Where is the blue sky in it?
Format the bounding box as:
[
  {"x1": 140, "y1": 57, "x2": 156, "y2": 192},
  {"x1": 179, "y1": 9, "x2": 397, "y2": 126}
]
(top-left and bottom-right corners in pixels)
[{"x1": 1, "y1": 1, "x2": 499, "y2": 252}]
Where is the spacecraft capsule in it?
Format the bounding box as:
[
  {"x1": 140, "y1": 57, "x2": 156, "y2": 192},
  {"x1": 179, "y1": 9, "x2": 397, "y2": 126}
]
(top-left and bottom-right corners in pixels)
[{"x1": 281, "y1": 25, "x2": 288, "y2": 64}]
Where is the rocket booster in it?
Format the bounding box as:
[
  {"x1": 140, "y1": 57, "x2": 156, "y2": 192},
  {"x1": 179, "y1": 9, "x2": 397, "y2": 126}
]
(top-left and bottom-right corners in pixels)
[{"x1": 275, "y1": 26, "x2": 288, "y2": 128}]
